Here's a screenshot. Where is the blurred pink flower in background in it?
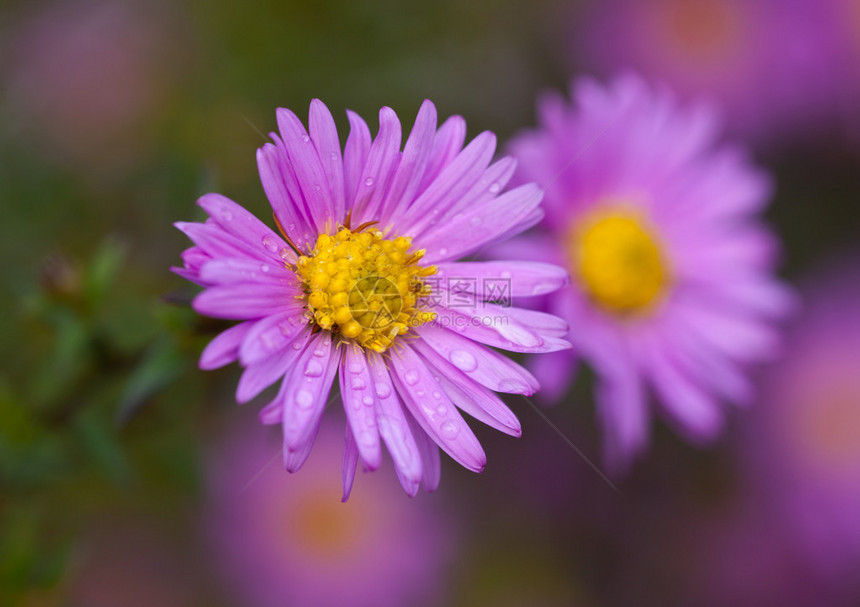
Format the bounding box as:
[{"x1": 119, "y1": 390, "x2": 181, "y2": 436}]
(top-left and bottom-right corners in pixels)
[
  {"x1": 746, "y1": 261, "x2": 860, "y2": 589},
  {"x1": 575, "y1": 0, "x2": 849, "y2": 143},
  {"x1": 503, "y1": 75, "x2": 792, "y2": 470},
  {"x1": 2, "y1": 0, "x2": 179, "y2": 172},
  {"x1": 206, "y1": 419, "x2": 453, "y2": 607}
]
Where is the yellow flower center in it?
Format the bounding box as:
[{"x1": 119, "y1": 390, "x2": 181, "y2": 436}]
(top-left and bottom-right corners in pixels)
[
  {"x1": 571, "y1": 207, "x2": 669, "y2": 315},
  {"x1": 296, "y1": 226, "x2": 437, "y2": 353}
]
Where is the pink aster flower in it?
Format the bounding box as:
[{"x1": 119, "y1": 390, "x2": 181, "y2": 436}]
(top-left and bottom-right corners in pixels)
[
  {"x1": 174, "y1": 99, "x2": 570, "y2": 497},
  {"x1": 745, "y1": 263, "x2": 860, "y2": 585},
  {"x1": 503, "y1": 75, "x2": 792, "y2": 469},
  {"x1": 206, "y1": 420, "x2": 453, "y2": 607},
  {"x1": 576, "y1": 0, "x2": 844, "y2": 141}
]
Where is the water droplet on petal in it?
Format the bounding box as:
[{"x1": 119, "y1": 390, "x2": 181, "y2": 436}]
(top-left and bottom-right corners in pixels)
[
  {"x1": 313, "y1": 349, "x2": 326, "y2": 358},
  {"x1": 364, "y1": 177, "x2": 374, "y2": 187},
  {"x1": 498, "y1": 378, "x2": 529, "y2": 393},
  {"x1": 260, "y1": 264, "x2": 271, "y2": 273},
  {"x1": 221, "y1": 210, "x2": 233, "y2": 222},
  {"x1": 261, "y1": 233, "x2": 280, "y2": 252},
  {"x1": 469, "y1": 215, "x2": 482, "y2": 227},
  {"x1": 313, "y1": 184, "x2": 321, "y2": 191},
  {"x1": 489, "y1": 182, "x2": 501, "y2": 194},
  {"x1": 375, "y1": 383, "x2": 392, "y2": 398},
  {"x1": 438, "y1": 248, "x2": 448, "y2": 257},
  {"x1": 362, "y1": 395, "x2": 374, "y2": 406},
  {"x1": 440, "y1": 420, "x2": 459, "y2": 439},
  {"x1": 329, "y1": 152, "x2": 338, "y2": 161},
  {"x1": 360, "y1": 432, "x2": 376, "y2": 447},
  {"x1": 279, "y1": 248, "x2": 292, "y2": 261},
  {"x1": 295, "y1": 389, "x2": 314, "y2": 409},
  {"x1": 348, "y1": 362, "x2": 364, "y2": 374},
  {"x1": 404, "y1": 370, "x2": 419, "y2": 386},
  {"x1": 449, "y1": 350, "x2": 478, "y2": 372},
  {"x1": 351, "y1": 376, "x2": 366, "y2": 390},
  {"x1": 432, "y1": 391, "x2": 442, "y2": 399},
  {"x1": 436, "y1": 404, "x2": 448, "y2": 415},
  {"x1": 304, "y1": 360, "x2": 323, "y2": 377},
  {"x1": 500, "y1": 270, "x2": 511, "y2": 279},
  {"x1": 301, "y1": 134, "x2": 310, "y2": 143},
  {"x1": 416, "y1": 389, "x2": 425, "y2": 397},
  {"x1": 291, "y1": 341, "x2": 303, "y2": 350}
]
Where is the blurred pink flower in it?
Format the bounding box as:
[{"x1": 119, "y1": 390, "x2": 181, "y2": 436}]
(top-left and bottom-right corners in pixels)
[
  {"x1": 503, "y1": 75, "x2": 792, "y2": 470},
  {"x1": 576, "y1": 0, "x2": 846, "y2": 142},
  {"x1": 748, "y1": 262, "x2": 860, "y2": 585},
  {"x1": 206, "y1": 420, "x2": 452, "y2": 607},
  {"x1": 3, "y1": 0, "x2": 177, "y2": 169}
]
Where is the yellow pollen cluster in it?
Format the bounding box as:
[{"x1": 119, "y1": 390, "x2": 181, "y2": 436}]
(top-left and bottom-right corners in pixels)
[
  {"x1": 571, "y1": 208, "x2": 669, "y2": 315},
  {"x1": 296, "y1": 227, "x2": 437, "y2": 353}
]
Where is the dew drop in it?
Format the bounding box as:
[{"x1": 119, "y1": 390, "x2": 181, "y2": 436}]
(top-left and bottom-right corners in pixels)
[
  {"x1": 362, "y1": 395, "x2": 374, "y2": 406},
  {"x1": 260, "y1": 264, "x2": 271, "y2": 273},
  {"x1": 449, "y1": 350, "x2": 478, "y2": 372},
  {"x1": 440, "y1": 420, "x2": 459, "y2": 439},
  {"x1": 498, "y1": 378, "x2": 529, "y2": 393},
  {"x1": 295, "y1": 389, "x2": 314, "y2": 409},
  {"x1": 438, "y1": 248, "x2": 448, "y2": 257},
  {"x1": 329, "y1": 152, "x2": 338, "y2": 161},
  {"x1": 279, "y1": 248, "x2": 292, "y2": 261},
  {"x1": 313, "y1": 184, "x2": 321, "y2": 191},
  {"x1": 220, "y1": 210, "x2": 233, "y2": 222},
  {"x1": 436, "y1": 404, "x2": 448, "y2": 415},
  {"x1": 301, "y1": 134, "x2": 310, "y2": 143},
  {"x1": 291, "y1": 341, "x2": 303, "y2": 350},
  {"x1": 360, "y1": 432, "x2": 376, "y2": 447},
  {"x1": 404, "y1": 370, "x2": 419, "y2": 386},
  {"x1": 432, "y1": 391, "x2": 442, "y2": 399},
  {"x1": 351, "y1": 376, "x2": 366, "y2": 390},
  {"x1": 500, "y1": 270, "x2": 511, "y2": 279},
  {"x1": 375, "y1": 383, "x2": 392, "y2": 398},
  {"x1": 489, "y1": 182, "x2": 501, "y2": 194},
  {"x1": 304, "y1": 360, "x2": 323, "y2": 377},
  {"x1": 469, "y1": 215, "x2": 482, "y2": 227},
  {"x1": 416, "y1": 389, "x2": 425, "y2": 397},
  {"x1": 531, "y1": 284, "x2": 553, "y2": 295},
  {"x1": 348, "y1": 362, "x2": 364, "y2": 374},
  {"x1": 364, "y1": 177, "x2": 374, "y2": 187},
  {"x1": 261, "y1": 233, "x2": 280, "y2": 252},
  {"x1": 313, "y1": 349, "x2": 326, "y2": 358}
]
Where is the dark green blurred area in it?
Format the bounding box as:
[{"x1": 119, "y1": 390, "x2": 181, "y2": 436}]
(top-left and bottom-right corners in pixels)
[{"x1": 1, "y1": 0, "x2": 858, "y2": 605}]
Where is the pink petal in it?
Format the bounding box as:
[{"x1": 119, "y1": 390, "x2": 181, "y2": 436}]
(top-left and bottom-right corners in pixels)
[
  {"x1": 309, "y1": 99, "x2": 346, "y2": 223},
  {"x1": 351, "y1": 106, "x2": 402, "y2": 225},
  {"x1": 418, "y1": 114, "x2": 466, "y2": 193},
  {"x1": 418, "y1": 183, "x2": 544, "y2": 264},
  {"x1": 276, "y1": 107, "x2": 336, "y2": 233},
  {"x1": 239, "y1": 309, "x2": 309, "y2": 366},
  {"x1": 199, "y1": 321, "x2": 254, "y2": 370},
  {"x1": 192, "y1": 284, "x2": 290, "y2": 320},
  {"x1": 379, "y1": 99, "x2": 437, "y2": 226},
  {"x1": 278, "y1": 334, "x2": 340, "y2": 455},
  {"x1": 366, "y1": 351, "x2": 423, "y2": 495},
  {"x1": 434, "y1": 260, "x2": 569, "y2": 299},
  {"x1": 414, "y1": 325, "x2": 539, "y2": 394},
  {"x1": 256, "y1": 142, "x2": 315, "y2": 247},
  {"x1": 235, "y1": 326, "x2": 313, "y2": 404},
  {"x1": 341, "y1": 424, "x2": 359, "y2": 502},
  {"x1": 389, "y1": 345, "x2": 486, "y2": 473},
  {"x1": 343, "y1": 110, "x2": 372, "y2": 206},
  {"x1": 339, "y1": 346, "x2": 382, "y2": 471}
]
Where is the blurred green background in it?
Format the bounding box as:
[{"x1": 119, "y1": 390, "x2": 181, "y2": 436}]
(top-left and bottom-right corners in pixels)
[{"x1": 2, "y1": 0, "x2": 859, "y2": 605}]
